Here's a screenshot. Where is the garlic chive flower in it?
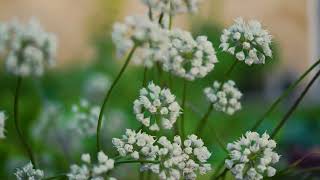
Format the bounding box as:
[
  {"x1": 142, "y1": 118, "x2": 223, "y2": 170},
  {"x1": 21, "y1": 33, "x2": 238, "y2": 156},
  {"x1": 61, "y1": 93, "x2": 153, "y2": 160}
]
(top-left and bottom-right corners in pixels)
[
  {"x1": 133, "y1": 82, "x2": 181, "y2": 131},
  {"x1": 68, "y1": 151, "x2": 116, "y2": 180},
  {"x1": 112, "y1": 129, "x2": 158, "y2": 160},
  {"x1": 112, "y1": 15, "x2": 168, "y2": 68},
  {"x1": 142, "y1": 134, "x2": 212, "y2": 180},
  {"x1": 141, "y1": 0, "x2": 200, "y2": 16},
  {"x1": 0, "y1": 111, "x2": 6, "y2": 139},
  {"x1": 69, "y1": 99, "x2": 104, "y2": 137},
  {"x1": 204, "y1": 80, "x2": 242, "y2": 115},
  {"x1": 0, "y1": 18, "x2": 57, "y2": 76},
  {"x1": 225, "y1": 131, "x2": 280, "y2": 180},
  {"x1": 15, "y1": 162, "x2": 44, "y2": 180},
  {"x1": 162, "y1": 29, "x2": 218, "y2": 81},
  {"x1": 220, "y1": 17, "x2": 272, "y2": 65}
]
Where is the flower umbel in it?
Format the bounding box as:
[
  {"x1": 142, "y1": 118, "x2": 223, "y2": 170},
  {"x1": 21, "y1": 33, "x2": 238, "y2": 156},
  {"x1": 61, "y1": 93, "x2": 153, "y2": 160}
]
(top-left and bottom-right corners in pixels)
[
  {"x1": 225, "y1": 131, "x2": 280, "y2": 180},
  {"x1": 204, "y1": 80, "x2": 242, "y2": 115},
  {"x1": 0, "y1": 18, "x2": 57, "y2": 76},
  {"x1": 162, "y1": 29, "x2": 218, "y2": 81},
  {"x1": 0, "y1": 111, "x2": 6, "y2": 139},
  {"x1": 15, "y1": 162, "x2": 44, "y2": 180},
  {"x1": 220, "y1": 17, "x2": 272, "y2": 65},
  {"x1": 134, "y1": 82, "x2": 181, "y2": 131}
]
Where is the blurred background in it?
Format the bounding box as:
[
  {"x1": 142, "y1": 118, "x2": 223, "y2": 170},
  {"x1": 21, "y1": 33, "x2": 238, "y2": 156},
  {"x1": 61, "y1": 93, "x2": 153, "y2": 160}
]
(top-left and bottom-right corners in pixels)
[{"x1": 0, "y1": 0, "x2": 319, "y2": 179}]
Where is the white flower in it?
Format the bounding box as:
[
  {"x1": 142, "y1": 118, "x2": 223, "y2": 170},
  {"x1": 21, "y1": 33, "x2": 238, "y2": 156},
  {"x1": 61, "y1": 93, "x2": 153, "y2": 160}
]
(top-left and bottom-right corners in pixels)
[
  {"x1": 68, "y1": 151, "x2": 116, "y2": 180},
  {"x1": 162, "y1": 29, "x2": 218, "y2": 81},
  {"x1": 68, "y1": 99, "x2": 103, "y2": 137},
  {"x1": 0, "y1": 18, "x2": 57, "y2": 76},
  {"x1": 83, "y1": 73, "x2": 110, "y2": 103},
  {"x1": 204, "y1": 80, "x2": 242, "y2": 115},
  {"x1": 220, "y1": 17, "x2": 272, "y2": 65},
  {"x1": 225, "y1": 131, "x2": 280, "y2": 180},
  {"x1": 112, "y1": 15, "x2": 168, "y2": 68},
  {"x1": 15, "y1": 162, "x2": 44, "y2": 180},
  {"x1": 141, "y1": 0, "x2": 201, "y2": 16},
  {"x1": 0, "y1": 111, "x2": 6, "y2": 139},
  {"x1": 134, "y1": 82, "x2": 181, "y2": 131}
]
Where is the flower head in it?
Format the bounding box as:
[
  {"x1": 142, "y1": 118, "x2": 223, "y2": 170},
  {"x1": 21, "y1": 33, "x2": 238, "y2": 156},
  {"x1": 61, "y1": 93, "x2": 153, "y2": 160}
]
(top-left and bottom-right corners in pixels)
[
  {"x1": 83, "y1": 73, "x2": 111, "y2": 103},
  {"x1": 0, "y1": 18, "x2": 57, "y2": 76},
  {"x1": 204, "y1": 80, "x2": 242, "y2": 115},
  {"x1": 68, "y1": 151, "x2": 116, "y2": 180},
  {"x1": 112, "y1": 15, "x2": 168, "y2": 68},
  {"x1": 133, "y1": 82, "x2": 181, "y2": 131},
  {"x1": 162, "y1": 29, "x2": 218, "y2": 81},
  {"x1": 15, "y1": 162, "x2": 44, "y2": 180},
  {"x1": 69, "y1": 99, "x2": 103, "y2": 137},
  {"x1": 220, "y1": 17, "x2": 272, "y2": 65},
  {"x1": 0, "y1": 111, "x2": 6, "y2": 139},
  {"x1": 225, "y1": 131, "x2": 280, "y2": 180}
]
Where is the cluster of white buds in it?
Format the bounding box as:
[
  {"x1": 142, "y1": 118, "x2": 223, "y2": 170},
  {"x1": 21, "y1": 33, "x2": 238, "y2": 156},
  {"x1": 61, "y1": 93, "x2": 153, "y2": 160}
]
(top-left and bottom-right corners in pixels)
[
  {"x1": 220, "y1": 17, "x2": 272, "y2": 65},
  {"x1": 225, "y1": 131, "x2": 280, "y2": 180},
  {"x1": 204, "y1": 80, "x2": 242, "y2": 115},
  {"x1": 0, "y1": 18, "x2": 57, "y2": 76},
  {"x1": 69, "y1": 99, "x2": 103, "y2": 137},
  {"x1": 112, "y1": 15, "x2": 168, "y2": 68},
  {"x1": 112, "y1": 129, "x2": 158, "y2": 160},
  {"x1": 68, "y1": 151, "x2": 116, "y2": 180},
  {"x1": 141, "y1": 134, "x2": 212, "y2": 180},
  {"x1": 162, "y1": 29, "x2": 218, "y2": 81},
  {"x1": 83, "y1": 73, "x2": 110, "y2": 103},
  {"x1": 133, "y1": 82, "x2": 181, "y2": 131},
  {"x1": 141, "y1": 0, "x2": 200, "y2": 16},
  {"x1": 15, "y1": 162, "x2": 44, "y2": 180},
  {"x1": 0, "y1": 111, "x2": 6, "y2": 139}
]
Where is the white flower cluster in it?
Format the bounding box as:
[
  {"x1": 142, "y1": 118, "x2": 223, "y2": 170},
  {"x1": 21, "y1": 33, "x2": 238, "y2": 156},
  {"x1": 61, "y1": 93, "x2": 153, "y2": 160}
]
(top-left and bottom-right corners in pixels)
[
  {"x1": 69, "y1": 99, "x2": 103, "y2": 137},
  {"x1": 162, "y1": 29, "x2": 218, "y2": 81},
  {"x1": 220, "y1": 17, "x2": 272, "y2": 65},
  {"x1": 225, "y1": 131, "x2": 280, "y2": 180},
  {"x1": 68, "y1": 151, "x2": 116, "y2": 180},
  {"x1": 15, "y1": 162, "x2": 44, "y2": 180},
  {"x1": 0, "y1": 111, "x2": 6, "y2": 139},
  {"x1": 141, "y1": 0, "x2": 200, "y2": 15},
  {"x1": 112, "y1": 15, "x2": 168, "y2": 68},
  {"x1": 133, "y1": 82, "x2": 181, "y2": 131},
  {"x1": 112, "y1": 129, "x2": 158, "y2": 160},
  {"x1": 142, "y1": 134, "x2": 212, "y2": 180},
  {"x1": 0, "y1": 18, "x2": 57, "y2": 76},
  {"x1": 204, "y1": 80, "x2": 242, "y2": 115},
  {"x1": 83, "y1": 73, "x2": 110, "y2": 103}
]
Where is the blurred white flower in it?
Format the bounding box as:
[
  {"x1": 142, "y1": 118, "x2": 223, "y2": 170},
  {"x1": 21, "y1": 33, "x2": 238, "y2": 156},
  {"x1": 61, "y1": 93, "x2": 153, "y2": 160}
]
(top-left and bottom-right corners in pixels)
[
  {"x1": 83, "y1": 73, "x2": 111, "y2": 103},
  {"x1": 104, "y1": 109, "x2": 126, "y2": 136},
  {"x1": 0, "y1": 111, "x2": 6, "y2": 139},
  {"x1": 204, "y1": 80, "x2": 242, "y2": 115},
  {"x1": 133, "y1": 82, "x2": 181, "y2": 131},
  {"x1": 112, "y1": 15, "x2": 168, "y2": 68},
  {"x1": 15, "y1": 162, "x2": 44, "y2": 180},
  {"x1": 68, "y1": 151, "x2": 116, "y2": 180},
  {"x1": 0, "y1": 18, "x2": 57, "y2": 76},
  {"x1": 225, "y1": 131, "x2": 280, "y2": 180},
  {"x1": 162, "y1": 29, "x2": 218, "y2": 81},
  {"x1": 68, "y1": 99, "x2": 103, "y2": 137},
  {"x1": 220, "y1": 17, "x2": 272, "y2": 65}
]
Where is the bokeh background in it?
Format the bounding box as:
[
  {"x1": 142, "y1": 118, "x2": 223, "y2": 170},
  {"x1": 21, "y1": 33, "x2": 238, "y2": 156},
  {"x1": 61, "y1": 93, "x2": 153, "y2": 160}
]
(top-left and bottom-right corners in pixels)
[{"x1": 0, "y1": 0, "x2": 319, "y2": 179}]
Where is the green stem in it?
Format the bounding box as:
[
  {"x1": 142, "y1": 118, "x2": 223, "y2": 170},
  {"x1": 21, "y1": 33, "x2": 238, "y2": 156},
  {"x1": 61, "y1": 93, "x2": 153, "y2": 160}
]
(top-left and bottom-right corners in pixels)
[
  {"x1": 115, "y1": 160, "x2": 159, "y2": 166},
  {"x1": 213, "y1": 167, "x2": 228, "y2": 180},
  {"x1": 43, "y1": 174, "x2": 67, "y2": 180},
  {"x1": 96, "y1": 46, "x2": 137, "y2": 151},
  {"x1": 180, "y1": 79, "x2": 187, "y2": 140},
  {"x1": 13, "y1": 77, "x2": 37, "y2": 168},
  {"x1": 271, "y1": 68, "x2": 320, "y2": 138},
  {"x1": 251, "y1": 58, "x2": 320, "y2": 131},
  {"x1": 143, "y1": 67, "x2": 148, "y2": 87},
  {"x1": 195, "y1": 104, "x2": 213, "y2": 136},
  {"x1": 223, "y1": 60, "x2": 238, "y2": 81}
]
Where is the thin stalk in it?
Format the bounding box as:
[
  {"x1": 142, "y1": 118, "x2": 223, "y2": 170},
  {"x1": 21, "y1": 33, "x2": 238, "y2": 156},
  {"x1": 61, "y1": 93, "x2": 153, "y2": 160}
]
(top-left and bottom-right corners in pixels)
[
  {"x1": 212, "y1": 126, "x2": 229, "y2": 154},
  {"x1": 115, "y1": 160, "x2": 159, "y2": 166},
  {"x1": 143, "y1": 67, "x2": 148, "y2": 87},
  {"x1": 223, "y1": 60, "x2": 238, "y2": 81},
  {"x1": 211, "y1": 159, "x2": 226, "y2": 179},
  {"x1": 13, "y1": 77, "x2": 37, "y2": 167},
  {"x1": 213, "y1": 167, "x2": 228, "y2": 180},
  {"x1": 96, "y1": 46, "x2": 137, "y2": 151},
  {"x1": 195, "y1": 104, "x2": 213, "y2": 136},
  {"x1": 251, "y1": 58, "x2": 320, "y2": 131},
  {"x1": 168, "y1": 73, "x2": 173, "y2": 89},
  {"x1": 43, "y1": 174, "x2": 67, "y2": 180},
  {"x1": 156, "y1": 62, "x2": 163, "y2": 85},
  {"x1": 180, "y1": 79, "x2": 187, "y2": 140},
  {"x1": 158, "y1": 12, "x2": 164, "y2": 28},
  {"x1": 271, "y1": 68, "x2": 320, "y2": 138}
]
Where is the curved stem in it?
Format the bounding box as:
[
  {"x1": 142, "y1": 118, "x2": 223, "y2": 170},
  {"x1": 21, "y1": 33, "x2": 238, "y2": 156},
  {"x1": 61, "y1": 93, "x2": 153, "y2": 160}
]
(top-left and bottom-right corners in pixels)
[
  {"x1": 115, "y1": 160, "x2": 159, "y2": 166},
  {"x1": 271, "y1": 68, "x2": 320, "y2": 138},
  {"x1": 223, "y1": 61, "x2": 238, "y2": 81},
  {"x1": 195, "y1": 104, "x2": 213, "y2": 136},
  {"x1": 96, "y1": 46, "x2": 137, "y2": 151},
  {"x1": 251, "y1": 58, "x2": 320, "y2": 131},
  {"x1": 13, "y1": 77, "x2": 37, "y2": 167},
  {"x1": 180, "y1": 79, "x2": 187, "y2": 140}
]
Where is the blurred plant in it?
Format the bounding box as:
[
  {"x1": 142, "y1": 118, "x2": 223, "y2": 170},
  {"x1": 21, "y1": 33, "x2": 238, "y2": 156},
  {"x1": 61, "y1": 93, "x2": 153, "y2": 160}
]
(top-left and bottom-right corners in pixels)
[{"x1": 0, "y1": 111, "x2": 6, "y2": 139}]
